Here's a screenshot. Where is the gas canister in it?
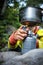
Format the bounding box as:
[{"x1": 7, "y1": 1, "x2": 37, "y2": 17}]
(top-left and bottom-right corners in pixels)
[{"x1": 21, "y1": 30, "x2": 37, "y2": 54}]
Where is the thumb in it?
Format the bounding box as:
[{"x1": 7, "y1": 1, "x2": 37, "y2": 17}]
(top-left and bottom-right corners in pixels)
[{"x1": 19, "y1": 25, "x2": 25, "y2": 29}]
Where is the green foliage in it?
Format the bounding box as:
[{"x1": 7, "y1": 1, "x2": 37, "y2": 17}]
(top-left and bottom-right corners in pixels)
[
  {"x1": 4, "y1": 7, "x2": 20, "y2": 28},
  {"x1": 0, "y1": 3, "x2": 20, "y2": 51}
]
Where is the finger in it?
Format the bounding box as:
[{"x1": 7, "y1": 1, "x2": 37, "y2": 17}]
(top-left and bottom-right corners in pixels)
[
  {"x1": 19, "y1": 25, "x2": 24, "y2": 29},
  {"x1": 17, "y1": 35, "x2": 24, "y2": 40},
  {"x1": 19, "y1": 29, "x2": 27, "y2": 34},
  {"x1": 17, "y1": 32, "x2": 27, "y2": 38}
]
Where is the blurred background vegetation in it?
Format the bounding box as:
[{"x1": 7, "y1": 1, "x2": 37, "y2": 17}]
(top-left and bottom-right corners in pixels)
[{"x1": 0, "y1": 0, "x2": 43, "y2": 51}]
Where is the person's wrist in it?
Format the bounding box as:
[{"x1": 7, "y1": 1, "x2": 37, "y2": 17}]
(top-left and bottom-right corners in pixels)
[
  {"x1": 9, "y1": 31, "x2": 17, "y2": 45},
  {"x1": 13, "y1": 31, "x2": 17, "y2": 42}
]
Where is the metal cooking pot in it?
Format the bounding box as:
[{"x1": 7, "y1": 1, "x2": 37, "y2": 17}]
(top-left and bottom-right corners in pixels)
[{"x1": 19, "y1": 6, "x2": 42, "y2": 23}]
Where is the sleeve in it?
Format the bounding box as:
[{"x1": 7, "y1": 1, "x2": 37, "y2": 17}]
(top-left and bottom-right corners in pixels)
[
  {"x1": 9, "y1": 31, "x2": 17, "y2": 45},
  {"x1": 32, "y1": 26, "x2": 40, "y2": 35}
]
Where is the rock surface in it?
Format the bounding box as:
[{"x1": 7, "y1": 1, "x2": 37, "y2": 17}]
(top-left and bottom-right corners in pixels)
[{"x1": 0, "y1": 49, "x2": 43, "y2": 65}]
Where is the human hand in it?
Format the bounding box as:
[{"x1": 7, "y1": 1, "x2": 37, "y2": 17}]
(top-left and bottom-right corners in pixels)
[{"x1": 14, "y1": 25, "x2": 29, "y2": 41}]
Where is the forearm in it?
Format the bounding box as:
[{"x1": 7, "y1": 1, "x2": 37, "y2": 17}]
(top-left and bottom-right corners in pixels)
[{"x1": 9, "y1": 32, "x2": 17, "y2": 45}]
